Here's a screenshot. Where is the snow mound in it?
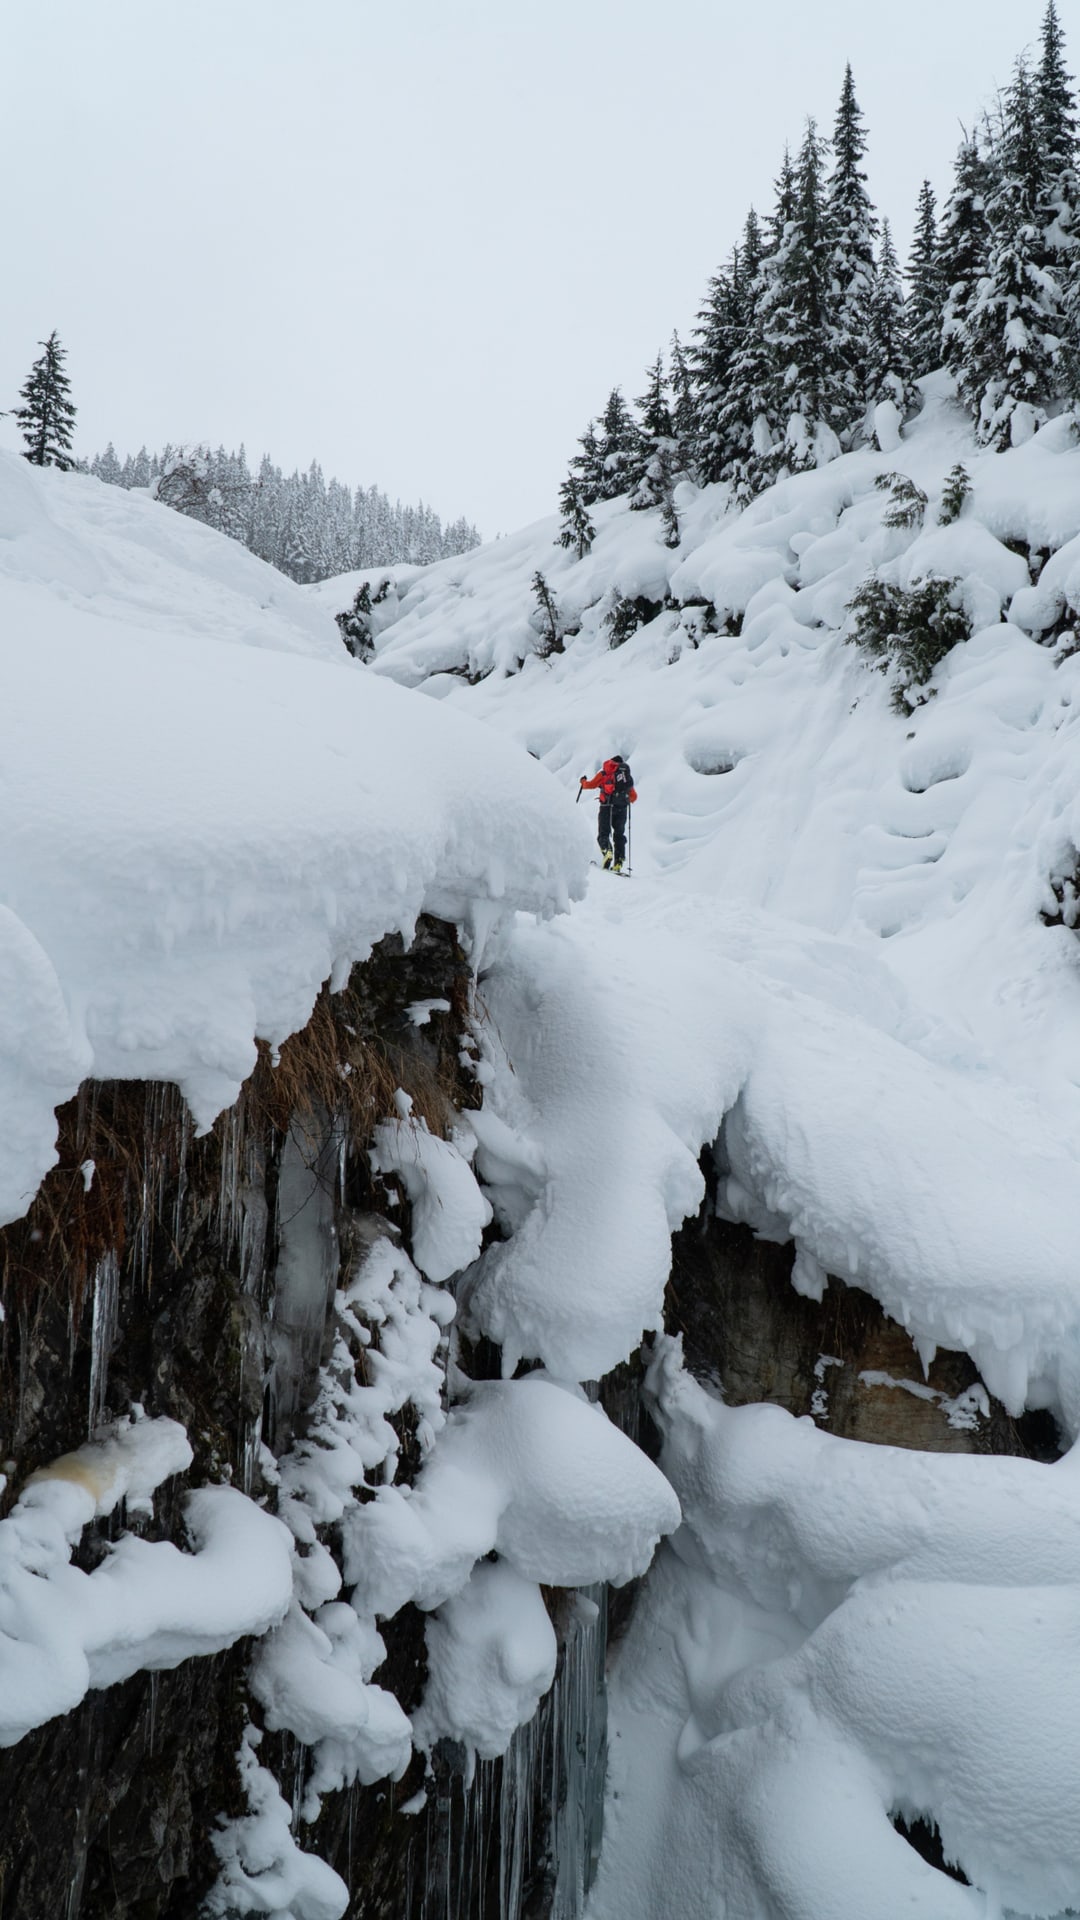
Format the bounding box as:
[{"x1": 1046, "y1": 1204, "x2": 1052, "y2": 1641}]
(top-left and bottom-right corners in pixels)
[
  {"x1": 587, "y1": 1342, "x2": 1080, "y2": 1920},
  {"x1": 343, "y1": 1375, "x2": 680, "y2": 1618},
  {"x1": 411, "y1": 1558, "x2": 558, "y2": 1766},
  {"x1": 0, "y1": 450, "x2": 588, "y2": 1227},
  {"x1": 0, "y1": 1416, "x2": 293, "y2": 1746}
]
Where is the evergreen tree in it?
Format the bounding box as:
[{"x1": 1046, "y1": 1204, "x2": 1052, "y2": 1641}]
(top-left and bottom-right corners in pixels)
[
  {"x1": 865, "y1": 221, "x2": 917, "y2": 432},
  {"x1": 691, "y1": 256, "x2": 741, "y2": 483},
  {"x1": 712, "y1": 209, "x2": 777, "y2": 494},
  {"x1": 826, "y1": 65, "x2": 878, "y2": 435},
  {"x1": 595, "y1": 388, "x2": 641, "y2": 501},
  {"x1": 938, "y1": 463, "x2": 972, "y2": 524},
  {"x1": 768, "y1": 145, "x2": 798, "y2": 248},
  {"x1": 13, "y1": 331, "x2": 77, "y2": 469},
  {"x1": 93, "y1": 442, "x2": 122, "y2": 486},
  {"x1": 965, "y1": 65, "x2": 1066, "y2": 444},
  {"x1": 940, "y1": 132, "x2": 992, "y2": 388},
  {"x1": 757, "y1": 119, "x2": 838, "y2": 477},
  {"x1": 1036, "y1": 1, "x2": 1080, "y2": 398},
  {"x1": 249, "y1": 454, "x2": 284, "y2": 565},
  {"x1": 629, "y1": 353, "x2": 676, "y2": 510},
  {"x1": 570, "y1": 421, "x2": 606, "y2": 505},
  {"x1": 557, "y1": 472, "x2": 595, "y2": 558},
  {"x1": 1036, "y1": 0, "x2": 1079, "y2": 247},
  {"x1": 668, "y1": 330, "x2": 699, "y2": 479},
  {"x1": 907, "y1": 181, "x2": 946, "y2": 379}
]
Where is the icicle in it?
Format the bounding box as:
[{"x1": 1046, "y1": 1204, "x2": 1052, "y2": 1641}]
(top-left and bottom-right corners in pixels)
[{"x1": 87, "y1": 1250, "x2": 120, "y2": 1435}]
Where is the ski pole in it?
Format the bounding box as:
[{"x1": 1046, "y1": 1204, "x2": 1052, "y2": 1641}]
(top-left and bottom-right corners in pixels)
[{"x1": 576, "y1": 776, "x2": 586, "y2": 805}]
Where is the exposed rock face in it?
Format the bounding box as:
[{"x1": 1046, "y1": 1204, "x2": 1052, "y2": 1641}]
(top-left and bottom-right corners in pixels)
[
  {"x1": 667, "y1": 1160, "x2": 1059, "y2": 1461},
  {"x1": 0, "y1": 917, "x2": 477, "y2": 1919}
]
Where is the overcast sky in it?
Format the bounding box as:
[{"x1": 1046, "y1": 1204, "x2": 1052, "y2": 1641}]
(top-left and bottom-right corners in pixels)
[{"x1": 1, "y1": 0, "x2": 1046, "y2": 536}]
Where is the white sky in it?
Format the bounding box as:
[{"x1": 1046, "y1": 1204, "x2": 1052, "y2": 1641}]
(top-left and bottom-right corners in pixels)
[{"x1": 1, "y1": 0, "x2": 1046, "y2": 536}]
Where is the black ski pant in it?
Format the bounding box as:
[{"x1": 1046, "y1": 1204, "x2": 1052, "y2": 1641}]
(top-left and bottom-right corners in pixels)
[{"x1": 597, "y1": 801, "x2": 628, "y2": 864}]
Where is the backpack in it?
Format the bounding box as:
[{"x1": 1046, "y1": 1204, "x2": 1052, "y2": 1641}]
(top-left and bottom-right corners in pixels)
[{"x1": 600, "y1": 756, "x2": 634, "y2": 801}]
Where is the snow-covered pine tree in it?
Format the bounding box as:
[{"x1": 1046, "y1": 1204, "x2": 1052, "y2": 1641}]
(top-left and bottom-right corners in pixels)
[
  {"x1": 907, "y1": 181, "x2": 946, "y2": 379},
  {"x1": 712, "y1": 207, "x2": 776, "y2": 495},
  {"x1": 629, "y1": 354, "x2": 675, "y2": 504},
  {"x1": 668, "y1": 330, "x2": 699, "y2": 481},
  {"x1": 13, "y1": 331, "x2": 77, "y2": 469},
  {"x1": 1036, "y1": 1, "x2": 1080, "y2": 399},
  {"x1": 940, "y1": 132, "x2": 992, "y2": 392},
  {"x1": 570, "y1": 421, "x2": 606, "y2": 506},
  {"x1": 691, "y1": 255, "x2": 741, "y2": 484},
  {"x1": 864, "y1": 220, "x2": 917, "y2": 439},
  {"x1": 964, "y1": 64, "x2": 1066, "y2": 445},
  {"x1": 826, "y1": 65, "x2": 878, "y2": 439},
  {"x1": 249, "y1": 454, "x2": 284, "y2": 566},
  {"x1": 557, "y1": 472, "x2": 596, "y2": 558},
  {"x1": 92, "y1": 442, "x2": 123, "y2": 487},
  {"x1": 756, "y1": 119, "x2": 838, "y2": 479},
  {"x1": 595, "y1": 388, "x2": 641, "y2": 501},
  {"x1": 278, "y1": 476, "x2": 313, "y2": 582},
  {"x1": 1036, "y1": 0, "x2": 1079, "y2": 250},
  {"x1": 325, "y1": 477, "x2": 354, "y2": 577},
  {"x1": 442, "y1": 514, "x2": 480, "y2": 558}
]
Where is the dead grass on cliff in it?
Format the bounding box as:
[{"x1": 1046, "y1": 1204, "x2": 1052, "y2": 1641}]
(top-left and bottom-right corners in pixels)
[{"x1": 241, "y1": 980, "x2": 458, "y2": 1142}]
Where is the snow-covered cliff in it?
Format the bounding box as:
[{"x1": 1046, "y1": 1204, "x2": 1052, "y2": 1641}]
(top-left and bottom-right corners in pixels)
[{"x1": 318, "y1": 378, "x2": 1080, "y2": 1919}]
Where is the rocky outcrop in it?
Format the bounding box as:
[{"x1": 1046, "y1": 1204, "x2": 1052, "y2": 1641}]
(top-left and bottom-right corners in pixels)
[{"x1": 667, "y1": 1156, "x2": 1059, "y2": 1461}]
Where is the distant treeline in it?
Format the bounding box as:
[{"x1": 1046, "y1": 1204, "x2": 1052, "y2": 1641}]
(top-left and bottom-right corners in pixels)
[{"x1": 87, "y1": 442, "x2": 481, "y2": 582}]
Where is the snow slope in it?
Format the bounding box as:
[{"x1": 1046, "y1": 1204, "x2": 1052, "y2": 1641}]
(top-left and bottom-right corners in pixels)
[
  {"x1": 321, "y1": 383, "x2": 1080, "y2": 1915},
  {"x1": 328, "y1": 383, "x2": 1080, "y2": 1427}
]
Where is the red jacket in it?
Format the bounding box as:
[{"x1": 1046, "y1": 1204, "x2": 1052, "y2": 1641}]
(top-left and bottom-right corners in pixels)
[{"x1": 581, "y1": 760, "x2": 637, "y2": 802}]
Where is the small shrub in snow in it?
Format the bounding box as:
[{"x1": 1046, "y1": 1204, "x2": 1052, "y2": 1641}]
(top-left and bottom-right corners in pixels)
[
  {"x1": 875, "y1": 471, "x2": 928, "y2": 531},
  {"x1": 530, "y1": 571, "x2": 564, "y2": 656},
  {"x1": 847, "y1": 573, "x2": 970, "y2": 712},
  {"x1": 335, "y1": 582, "x2": 374, "y2": 661},
  {"x1": 1042, "y1": 848, "x2": 1080, "y2": 930},
  {"x1": 937, "y1": 463, "x2": 972, "y2": 525},
  {"x1": 606, "y1": 591, "x2": 662, "y2": 649}
]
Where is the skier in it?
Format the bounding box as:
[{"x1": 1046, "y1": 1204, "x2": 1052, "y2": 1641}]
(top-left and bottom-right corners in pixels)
[{"x1": 579, "y1": 755, "x2": 637, "y2": 871}]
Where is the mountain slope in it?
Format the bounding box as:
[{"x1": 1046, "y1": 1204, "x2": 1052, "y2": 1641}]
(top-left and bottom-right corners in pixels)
[{"x1": 316, "y1": 385, "x2": 1080, "y2": 1919}]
